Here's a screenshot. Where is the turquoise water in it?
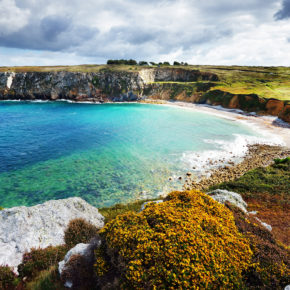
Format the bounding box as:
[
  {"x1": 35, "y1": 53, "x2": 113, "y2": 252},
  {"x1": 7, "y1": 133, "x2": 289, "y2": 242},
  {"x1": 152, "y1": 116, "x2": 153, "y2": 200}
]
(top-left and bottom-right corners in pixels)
[{"x1": 0, "y1": 102, "x2": 259, "y2": 208}]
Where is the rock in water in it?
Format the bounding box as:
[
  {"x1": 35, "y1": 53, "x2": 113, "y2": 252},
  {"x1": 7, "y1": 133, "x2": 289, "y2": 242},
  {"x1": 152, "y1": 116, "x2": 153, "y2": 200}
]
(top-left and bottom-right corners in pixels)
[
  {"x1": 0, "y1": 197, "x2": 104, "y2": 270},
  {"x1": 207, "y1": 189, "x2": 248, "y2": 213}
]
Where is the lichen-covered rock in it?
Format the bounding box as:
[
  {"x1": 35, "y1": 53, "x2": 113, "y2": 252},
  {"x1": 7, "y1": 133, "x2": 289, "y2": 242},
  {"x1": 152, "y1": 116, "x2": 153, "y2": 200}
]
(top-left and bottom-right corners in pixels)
[
  {"x1": 207, "y1": 189, "x2": 248, "y2": 213},
  {"x1": 0, "y1": 197, "x2": 104, "y2": 270}
]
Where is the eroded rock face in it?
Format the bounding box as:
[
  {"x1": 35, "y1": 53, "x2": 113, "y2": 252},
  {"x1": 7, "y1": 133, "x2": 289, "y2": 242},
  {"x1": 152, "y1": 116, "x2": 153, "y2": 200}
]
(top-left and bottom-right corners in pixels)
[
  {"x1": 279, "y1": 104, "x2": 290, "y2": 123},
  {"x1": 266, "y1": 99, "x2": 285, "y2": 116},
  {"x1": 0, "y1": 197, "x2": 104, "y2": 270}
]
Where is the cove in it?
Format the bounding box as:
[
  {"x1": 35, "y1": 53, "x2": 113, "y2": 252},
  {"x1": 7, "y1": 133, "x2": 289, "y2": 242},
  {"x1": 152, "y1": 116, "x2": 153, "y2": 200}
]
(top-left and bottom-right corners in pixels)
[{"x1": 0, "y1": 101, "x2": 264, "y2": 208}]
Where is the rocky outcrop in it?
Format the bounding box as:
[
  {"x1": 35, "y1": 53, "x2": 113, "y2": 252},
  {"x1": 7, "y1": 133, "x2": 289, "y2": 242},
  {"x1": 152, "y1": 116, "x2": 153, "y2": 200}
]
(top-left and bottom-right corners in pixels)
[
  {"x1": 279, "y1": 103, "x2": 290, "y2": 123},
  {"x1": 0, "y1": 197, "x2": 104, "y2": 270},
  {"x1": 266, "y1": 99, "x2": 285, "y2": 116},
  {"x1": 208, "y1": 189, "x2": 248, "y2": 213}
]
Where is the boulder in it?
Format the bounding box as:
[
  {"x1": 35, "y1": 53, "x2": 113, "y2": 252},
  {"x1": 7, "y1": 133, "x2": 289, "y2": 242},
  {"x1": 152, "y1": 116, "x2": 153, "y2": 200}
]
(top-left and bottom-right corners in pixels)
[
  {"x1": 207, "y1": 189, "x2": 248, "y2": 213},
  {"x1": 0, "y1": 197, "x2": 104, "y2": 270},
  {"x1": 59, "y1": 239, "x2": 101, "y2": 288}
]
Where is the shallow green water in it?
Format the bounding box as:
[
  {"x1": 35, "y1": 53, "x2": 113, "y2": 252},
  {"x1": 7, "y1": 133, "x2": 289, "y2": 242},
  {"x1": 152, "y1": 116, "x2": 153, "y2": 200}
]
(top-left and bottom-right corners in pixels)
[{"x1": 0, "y1": 102, "x2": 260, "y2": 208}]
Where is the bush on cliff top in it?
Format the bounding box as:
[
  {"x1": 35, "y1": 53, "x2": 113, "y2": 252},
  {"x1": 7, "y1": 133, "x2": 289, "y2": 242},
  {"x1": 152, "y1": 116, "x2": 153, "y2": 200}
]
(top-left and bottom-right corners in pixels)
[
  {"x1": 94, "y1": 190, "x2": 252, "y2": 289},
  {"x1": 64, "y1": 218, "x2": 98, "y2": 248}
]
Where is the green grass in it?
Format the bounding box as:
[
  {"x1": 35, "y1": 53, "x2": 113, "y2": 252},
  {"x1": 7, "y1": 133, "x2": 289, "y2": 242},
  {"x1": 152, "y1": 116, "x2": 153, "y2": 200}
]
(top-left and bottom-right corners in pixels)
[
  {"x1": 209, "y1": 157, "x2": 290, "y2": 205},
  {"x1": 25, "y1": 266, "x2": 65, "y2": 290},
  {"x1": 1, "y1": 64, "x2": 290, "y2": 100},
  {"x1": 99, "y1": 198, "x2": 158, "y2": 223}
]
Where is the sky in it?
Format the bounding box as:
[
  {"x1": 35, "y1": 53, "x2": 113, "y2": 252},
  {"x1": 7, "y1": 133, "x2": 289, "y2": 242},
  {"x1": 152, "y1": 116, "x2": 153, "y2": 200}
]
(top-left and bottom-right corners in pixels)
[{"x1": 0, "y1": 0, "x2": 290, "y2": 66}]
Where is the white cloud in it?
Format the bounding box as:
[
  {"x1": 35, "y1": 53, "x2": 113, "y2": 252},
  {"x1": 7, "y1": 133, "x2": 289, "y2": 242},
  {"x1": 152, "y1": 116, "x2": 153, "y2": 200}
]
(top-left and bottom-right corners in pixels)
[
  {"x1": 0, "y1": 0, "x2": 30, "y2": 35},
  {"x1": 0, "y1": 0, "x2": 289, "y2": 66}
]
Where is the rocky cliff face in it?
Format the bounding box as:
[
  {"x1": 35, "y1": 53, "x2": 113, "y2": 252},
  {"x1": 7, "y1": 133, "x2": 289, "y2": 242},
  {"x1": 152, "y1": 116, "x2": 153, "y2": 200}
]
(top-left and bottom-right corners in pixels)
[{"x1": 0, "y1": 68, "x2": 289, "y2": 123}]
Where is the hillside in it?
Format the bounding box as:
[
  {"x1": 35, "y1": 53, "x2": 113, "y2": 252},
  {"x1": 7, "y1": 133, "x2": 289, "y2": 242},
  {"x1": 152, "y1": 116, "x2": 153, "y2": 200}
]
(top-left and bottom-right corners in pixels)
[
  {"x1": 0, "y1": 64, "x2": 290, "y2": 123},
  {"x1": 1, "y1": 64, "x2": 290, "y2": 100}
]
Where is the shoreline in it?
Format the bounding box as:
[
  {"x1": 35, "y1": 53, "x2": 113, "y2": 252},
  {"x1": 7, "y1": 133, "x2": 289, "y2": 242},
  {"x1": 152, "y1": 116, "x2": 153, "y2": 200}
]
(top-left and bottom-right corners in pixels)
[
  {"x1": 1, "y1": 99, "x2": 289, "y2": 191},
  {"x1": 183, "y1": 144, "x2": 290, "y2": 191},
  {"x1": 160, "y1": 100, "x2": 290, "y2": 148}
]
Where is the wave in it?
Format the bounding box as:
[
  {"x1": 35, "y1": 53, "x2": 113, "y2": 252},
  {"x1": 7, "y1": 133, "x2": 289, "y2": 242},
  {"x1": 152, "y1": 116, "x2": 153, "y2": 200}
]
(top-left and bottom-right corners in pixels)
[{"x1": 180, "y1": 132, "x2": 285, "y2": 176}]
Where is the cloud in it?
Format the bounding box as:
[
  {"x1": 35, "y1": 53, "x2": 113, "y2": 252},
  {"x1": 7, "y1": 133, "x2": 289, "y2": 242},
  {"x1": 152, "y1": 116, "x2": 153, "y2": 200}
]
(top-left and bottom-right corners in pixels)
[
  {"x1": 0, "y1": 0, "x2": 289, "y2": 65},
  {"x1": 274, "y1": 0, "x2": 290, "y2": 19}
]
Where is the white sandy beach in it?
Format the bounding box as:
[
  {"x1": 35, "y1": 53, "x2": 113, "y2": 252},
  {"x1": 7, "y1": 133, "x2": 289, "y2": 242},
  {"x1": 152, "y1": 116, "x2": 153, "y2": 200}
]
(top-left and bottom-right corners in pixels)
[{"x1": 163, "y1": 101, "x2": 290, "y2": 149}]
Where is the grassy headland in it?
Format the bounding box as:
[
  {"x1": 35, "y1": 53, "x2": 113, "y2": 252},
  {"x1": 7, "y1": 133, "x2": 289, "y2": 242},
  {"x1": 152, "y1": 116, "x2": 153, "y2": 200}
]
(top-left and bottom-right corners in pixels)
[{"x1": 1, "y1": 64, "x2": 290, "y2": 101}]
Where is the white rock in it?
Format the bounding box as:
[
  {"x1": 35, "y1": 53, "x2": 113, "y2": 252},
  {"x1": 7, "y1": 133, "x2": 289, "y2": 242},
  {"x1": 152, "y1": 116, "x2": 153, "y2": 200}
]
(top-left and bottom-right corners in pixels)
[
  {"x1": 207, "y1": 189, "x2": 248, "y2": 213},
  {"x1": 140, "y1": 200, "x2": 163, "y2": 211},
  {"x1": 59, "y1": 243, "x2": 91, "y2": 275},
  {"x1": 255, "y1": 217, "x2": 272, "y2": 232},
  {"x1": 285, "y1": 285, "x2": 290, "y2": 290},
  {"x1": 0, "y1": 197, "x2": 104, "y2": 271},
  {"x1": 59, "y1": 241, "x2": 100, "y2": 288}
]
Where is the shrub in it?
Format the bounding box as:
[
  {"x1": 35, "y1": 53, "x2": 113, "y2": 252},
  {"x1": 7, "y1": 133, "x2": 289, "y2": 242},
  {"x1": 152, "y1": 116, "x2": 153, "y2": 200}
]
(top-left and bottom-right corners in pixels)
[
  {"x1": 138, "y1": 61, "x2": 148, "y2": 66},
  {"x1": 173, "y1": 61, "x2": 180, "y2": 65},
  {"x1": 95, "y1": 190, "x2": 252, "y2": 289},
  {"x1": 0, "y1": 266, "x2": 18, "y2": 289},
  {"x1": 60, "y1": 254, "x2": 95, "y2": 289},
  {"x1": 64, "y1": 218, "x2": 98, "y2": 248},
  {"x1": 226, "y1": 203, "x2": 290, "y2": 289},
  {"x1": 106, "y1": 59, "x2": 137, "y2": 65},
  {"x1": 18, "y1": 245, "x2": 67, "y2": 280}
]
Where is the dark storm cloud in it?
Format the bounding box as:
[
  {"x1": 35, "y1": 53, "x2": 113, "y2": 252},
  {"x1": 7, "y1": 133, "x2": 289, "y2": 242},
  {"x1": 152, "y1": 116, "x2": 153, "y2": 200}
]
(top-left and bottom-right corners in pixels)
[
  {"x1": 274, "y1": 0, "x2": 290, "y2": 19},
  {"x1": 0, "y1": 15, "x2": 98, "y2": 51}
]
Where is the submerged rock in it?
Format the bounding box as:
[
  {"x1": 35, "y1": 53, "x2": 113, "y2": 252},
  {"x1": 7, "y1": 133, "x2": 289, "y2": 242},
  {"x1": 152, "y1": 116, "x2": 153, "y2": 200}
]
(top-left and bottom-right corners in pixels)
[
  {"x1": 0, "y1": 197, "x2": 104, "y2": 270},
  {"x1": 207, "y1": 189, "x2": 248, "y2": 213}
]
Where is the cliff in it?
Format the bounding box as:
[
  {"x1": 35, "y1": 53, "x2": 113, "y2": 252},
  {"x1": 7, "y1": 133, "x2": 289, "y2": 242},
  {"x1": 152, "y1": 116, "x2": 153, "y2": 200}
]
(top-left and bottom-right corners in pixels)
[{"x1": 0, "y1": 66, "x2": 289, "y2": 123}]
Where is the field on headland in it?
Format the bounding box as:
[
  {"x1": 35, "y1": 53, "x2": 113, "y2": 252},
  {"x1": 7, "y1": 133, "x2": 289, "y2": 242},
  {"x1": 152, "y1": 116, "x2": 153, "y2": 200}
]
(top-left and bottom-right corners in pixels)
[{"x1": 1, "y1": 64, "x2": 290, "y2": 101}]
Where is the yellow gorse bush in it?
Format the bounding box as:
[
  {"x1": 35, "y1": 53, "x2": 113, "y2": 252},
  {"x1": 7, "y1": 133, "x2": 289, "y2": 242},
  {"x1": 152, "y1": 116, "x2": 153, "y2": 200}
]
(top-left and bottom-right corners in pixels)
[{"x1": 96, "y1": 190, "x2": 253, "y2": 289}]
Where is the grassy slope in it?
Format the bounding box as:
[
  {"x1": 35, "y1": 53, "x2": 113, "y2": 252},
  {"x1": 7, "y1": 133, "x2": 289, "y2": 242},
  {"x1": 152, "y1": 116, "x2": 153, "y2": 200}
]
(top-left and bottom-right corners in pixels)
[
  {"x1": 1, "y1": 64, "x2": 290, "y2": 100},
  {"x1": 209, "y1": 158, "x2": 290, "y2": 245}
]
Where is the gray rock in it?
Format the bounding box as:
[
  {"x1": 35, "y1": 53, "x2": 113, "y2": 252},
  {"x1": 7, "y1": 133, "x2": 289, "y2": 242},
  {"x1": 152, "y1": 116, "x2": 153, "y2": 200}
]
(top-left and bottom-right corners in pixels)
[
  {"x1": 207, "y1": 189, "x2": 248, "y2": 213},
  {"x1": 0, "y1": 197, "x2": 104, "y2": 271}
]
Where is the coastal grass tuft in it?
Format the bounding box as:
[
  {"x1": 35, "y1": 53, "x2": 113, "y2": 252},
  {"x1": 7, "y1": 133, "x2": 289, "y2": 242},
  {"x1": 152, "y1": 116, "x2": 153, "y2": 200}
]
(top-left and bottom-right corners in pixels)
[
  {"x1": 209, "y1": 157, "x2": 290, "y2": 203},
  {"x1": 25, "y1": 266, "x2": 65, "y2": 290}
]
